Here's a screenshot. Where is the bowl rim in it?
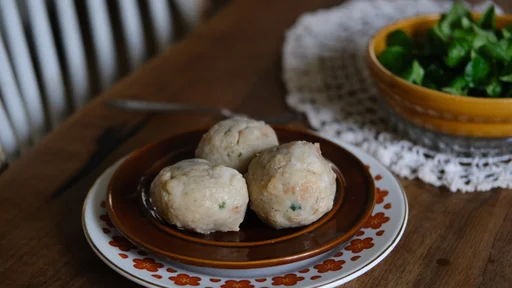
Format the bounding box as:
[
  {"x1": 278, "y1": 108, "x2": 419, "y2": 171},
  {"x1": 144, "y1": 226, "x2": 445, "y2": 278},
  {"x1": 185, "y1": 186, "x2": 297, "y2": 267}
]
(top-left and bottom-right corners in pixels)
[
  {"x1": 106, "y1": 125, "x2": 376, "y2": 269},
  {"x1": 368, "y1": 13, "x2": 512, "y2": 104}
]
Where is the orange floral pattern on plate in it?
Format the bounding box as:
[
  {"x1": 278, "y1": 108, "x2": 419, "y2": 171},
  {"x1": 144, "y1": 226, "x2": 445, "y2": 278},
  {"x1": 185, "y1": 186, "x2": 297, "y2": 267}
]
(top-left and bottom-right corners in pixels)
[
  {"x1": 167, "y1": 268, "x2": 177, "y2": 273},
  {"x1": 221, "y1": 280, "x2": 254, "y2": 288},
  {"x1": 109, "y1": 236, "x2": 136, "y2": 252},
  {"x1": 272, "y1": 274, "x2": 305, "y2": 286},
  {"x1": 345, "y1": 237, "x2": 375, "y2": 253},
  {"x1": 132, "y1": 258, "x2": 164, "y2": 272},
  {"x1": 375, "y1": 175, "x2": 382, "y2": 180},
  {"x1": 169, "y1": 274, "x2": 201, "y2": 286},
  {"x1": 99, "y1": 214, "x2": 114, "y2": 228},
  {"x1": 313, "y1": 259, "x2": 346, "y2": 273},
  {"x1": 364, "y1": 212, "x2": 390, "y2": 229},
  {"x1": 375, "y1": 188, "x2": 389, "y2": 204}
]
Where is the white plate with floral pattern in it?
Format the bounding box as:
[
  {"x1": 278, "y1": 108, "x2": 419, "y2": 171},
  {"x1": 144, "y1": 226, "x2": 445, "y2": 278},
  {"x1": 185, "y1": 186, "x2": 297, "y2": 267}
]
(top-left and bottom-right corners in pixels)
[{"x1": 83, "y1": 140, "x2": 408, "y2": 288}]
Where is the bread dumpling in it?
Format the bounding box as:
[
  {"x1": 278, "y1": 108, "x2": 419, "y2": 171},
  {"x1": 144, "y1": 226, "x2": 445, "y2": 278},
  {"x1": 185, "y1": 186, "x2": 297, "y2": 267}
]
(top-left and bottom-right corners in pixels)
[
  {"x1": 246, "y1": 141, "x2": 336, "y2": 229},
  {"x1": 195, "y1": 117, "x2": 278, "y2": 172},
  {"x1": 150, "y1": 159, "x2": 249, "y2": 234}
]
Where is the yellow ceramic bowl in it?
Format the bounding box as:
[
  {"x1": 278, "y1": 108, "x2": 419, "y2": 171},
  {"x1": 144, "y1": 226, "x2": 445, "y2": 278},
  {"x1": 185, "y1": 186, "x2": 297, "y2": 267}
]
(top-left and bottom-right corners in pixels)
[{"x1": 368, "y1": 14, "x2": 512, "y2": 138}]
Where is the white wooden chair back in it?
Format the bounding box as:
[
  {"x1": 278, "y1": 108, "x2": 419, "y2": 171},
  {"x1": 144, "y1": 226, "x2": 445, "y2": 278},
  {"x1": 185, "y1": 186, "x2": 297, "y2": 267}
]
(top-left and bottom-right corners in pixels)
[{"x1": 0, "y1": 0, "x2": 203, "y2": 162}]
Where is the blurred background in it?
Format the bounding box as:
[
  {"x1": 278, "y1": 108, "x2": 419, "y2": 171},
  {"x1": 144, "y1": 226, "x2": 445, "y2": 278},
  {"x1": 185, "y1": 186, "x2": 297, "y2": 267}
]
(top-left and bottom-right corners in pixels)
[
  {"x1": 0, "y1": 0, "x2": 230, "y2": 164},
  {"x1": 1, "y1": 0, "x2": 509, "y2": 167}
]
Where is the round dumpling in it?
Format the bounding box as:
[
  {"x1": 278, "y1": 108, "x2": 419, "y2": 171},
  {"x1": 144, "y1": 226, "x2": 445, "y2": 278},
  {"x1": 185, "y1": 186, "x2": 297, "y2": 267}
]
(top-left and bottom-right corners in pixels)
[
  {"x1": 195, "y1": 117, "x2": 279, "y2": 172},
  {"x1": 246, "y1": 141, "x2": 336, "y2": 229},
  {"x1": 150, "y1": 159, "x2": 249, "y2": 234}
]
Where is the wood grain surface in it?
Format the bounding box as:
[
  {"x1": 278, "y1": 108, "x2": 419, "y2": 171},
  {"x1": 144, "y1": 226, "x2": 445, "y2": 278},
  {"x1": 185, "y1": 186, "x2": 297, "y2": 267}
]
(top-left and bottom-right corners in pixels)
[{"x1": 0, "y1": 0, "x2": 511, "y2": 287}]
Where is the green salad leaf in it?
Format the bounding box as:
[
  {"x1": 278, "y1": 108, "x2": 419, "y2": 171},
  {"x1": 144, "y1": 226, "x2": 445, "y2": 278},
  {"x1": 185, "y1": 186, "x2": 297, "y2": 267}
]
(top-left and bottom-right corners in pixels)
[
  {"x1": 472, "y1": 24, "x2": 498, "y2": 43},
  {"x1": 477, "y1": 42, "x2": 510, "y2": 63},
  {"x1": 500, "y1": 74, "x2": 512, "y2": 82},
  {"x1": 499, "y1": 63, "x2": 512, "y2": 82},
  {"x1": 442, "y1": 76, "x2": 468, "y2": 95},
  {"x1": 452, "y1": 29, "x2": 475, "y2": 42},
  {"x1": 386, "y1": 30, "x2": 414, "y2": 51},
  {"x1": 486, "y1": 78, "x2": 503, "y2": 97},
  {"x1": 439, "y1": 2, "x2": 471, "y2": 36},
  {"x1": 445, "y1": 40, "x2": 471, "y2": 67},
  {"x1": 402, "y1": 60, "x2": 425, "y2": 85},
  {"x1": 478, "y1": 5, "x2": 496, "y2": 30},
  {"x1": 461, "y1": 16, "x2": 474, "y2": 29},
  {"x1": 499, "y1": 39, "x2": 512, "y2": 58},
  {"x1": 424, "y1": 62, "x2": 450, "y2": 86},
  {"x1": 472, "y1": 35, "x2": 489, "y2": 50},
  {"x1": 464, "y1": 55, "x2": 491, "y2": 87},
  {"x1": 377, "y1": 2, "x2": 511, "y2": 98},
  {"x1": 377, "y1": 46, "x2": 411, "y2": 74},
  {"x1": 426, "y1": 25, "x2": 448, "y2": 55},
  {"x1": 502, "y1": 24, "x2": 512, "y2": 39}
]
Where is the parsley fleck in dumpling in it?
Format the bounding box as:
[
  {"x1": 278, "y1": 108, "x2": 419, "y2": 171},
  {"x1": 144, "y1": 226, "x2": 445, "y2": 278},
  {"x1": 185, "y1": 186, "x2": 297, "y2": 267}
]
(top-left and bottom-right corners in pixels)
[
  {"x1": 195, "y1": 117, "x2": 279, "y2": 172},
  {"x1": 246, "y1": 141, "x2": 336, "y2": 229},
  {"x1": 150, "y1": 159, "x2": 249, "y2": 234}
]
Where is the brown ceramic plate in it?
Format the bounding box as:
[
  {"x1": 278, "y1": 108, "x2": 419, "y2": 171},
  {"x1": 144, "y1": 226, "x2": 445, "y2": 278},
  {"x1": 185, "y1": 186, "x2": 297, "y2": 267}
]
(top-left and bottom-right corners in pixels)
[{"x1": 107, "y1": 127, "x2": 375, "y2": 269}]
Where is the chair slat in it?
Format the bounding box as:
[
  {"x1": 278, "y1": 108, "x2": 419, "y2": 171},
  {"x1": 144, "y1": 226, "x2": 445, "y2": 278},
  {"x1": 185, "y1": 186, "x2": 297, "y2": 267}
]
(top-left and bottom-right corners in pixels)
[
  {"x1": 174, "y1": 0, "x2": 202, "y2": 32},
  {"x1": 147, "y1": 0, "x2": 174, "y2": 52},
  {"x1": 25, "y1": 0, "x2": 67, "y2": 128},
  {"x1": 0, "y1": 101, "x2": 18, "y2": 161},
  {"x1": 0, "y1": 34, "x2": 31, "y2": 150},
  {"x1": 118, "y1": 0, "x2": 146, "y2": 70},
  {"x1": 55, "y1": 0, "x2": 90, "y2": 110},
  {"x1": 0, "y1": 0, "x2": 46, "y2": 141},
  {"x1": 85, "y1": 0, "x2": 117, "y2": 90}
]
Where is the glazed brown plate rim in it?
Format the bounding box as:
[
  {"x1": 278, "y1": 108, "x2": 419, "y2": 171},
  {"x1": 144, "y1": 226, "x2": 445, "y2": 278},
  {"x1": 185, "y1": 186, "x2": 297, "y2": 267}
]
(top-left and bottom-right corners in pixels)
[{"x1": 107, "y1": 126, "x2": 376, "y2": 269}]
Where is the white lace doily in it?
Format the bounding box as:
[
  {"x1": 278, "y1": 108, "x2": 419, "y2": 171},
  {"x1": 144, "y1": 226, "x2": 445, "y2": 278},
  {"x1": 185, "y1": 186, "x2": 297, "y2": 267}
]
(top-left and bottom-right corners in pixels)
[{"x1": 283, "y1": 0, "x2": 512, "y2": 192}]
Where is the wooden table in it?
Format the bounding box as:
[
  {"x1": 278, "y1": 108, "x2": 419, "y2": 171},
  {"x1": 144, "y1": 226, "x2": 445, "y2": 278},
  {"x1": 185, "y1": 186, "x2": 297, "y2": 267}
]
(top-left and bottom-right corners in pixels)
[{"x1": 1, "y1": 0, "x2": 511, "y2": 287}]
